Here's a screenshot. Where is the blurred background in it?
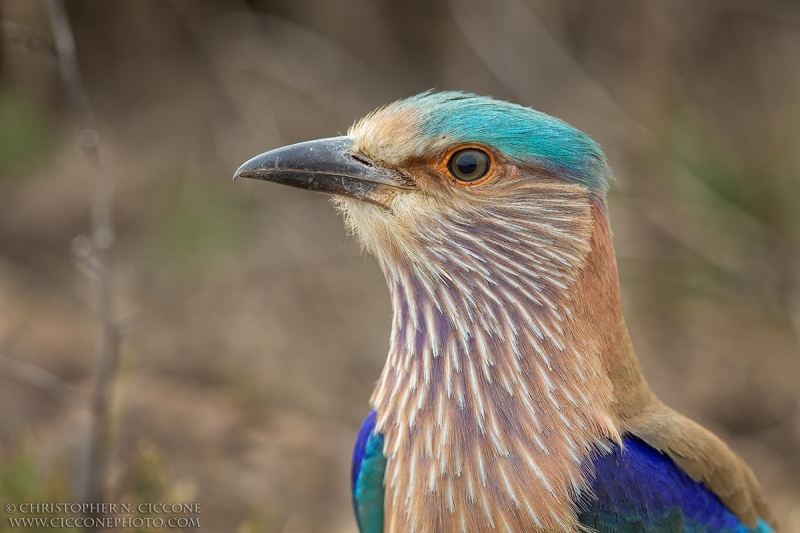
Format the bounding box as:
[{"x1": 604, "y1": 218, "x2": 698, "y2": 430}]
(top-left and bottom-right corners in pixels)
[{"x1": 0, "y1": 0, "x2": 798, "y2": 531}]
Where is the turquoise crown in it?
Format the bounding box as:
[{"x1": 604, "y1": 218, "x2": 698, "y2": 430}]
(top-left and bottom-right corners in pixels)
[{"x1": 396, "y1": 91, "x2": 613, "y2": 192}]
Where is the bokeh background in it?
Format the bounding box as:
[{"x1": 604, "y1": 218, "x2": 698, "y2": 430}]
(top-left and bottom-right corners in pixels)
[{"x1": 0, "y1": 0, "x2": 798, "y2": 531}]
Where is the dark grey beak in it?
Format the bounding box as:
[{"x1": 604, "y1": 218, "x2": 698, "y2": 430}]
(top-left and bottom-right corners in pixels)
[{"x1": 234, "y1": 136, "x2": 407, "y2": 207}]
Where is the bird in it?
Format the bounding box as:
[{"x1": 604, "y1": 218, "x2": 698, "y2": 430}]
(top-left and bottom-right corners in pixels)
[{"x1": 234, "y1": 91, "x2": 776, "y2": 533}]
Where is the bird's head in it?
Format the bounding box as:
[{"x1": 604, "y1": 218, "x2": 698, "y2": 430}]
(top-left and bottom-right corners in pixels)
[{"x1": 236, "y1": 91, "x2": 613, "y2": 286}]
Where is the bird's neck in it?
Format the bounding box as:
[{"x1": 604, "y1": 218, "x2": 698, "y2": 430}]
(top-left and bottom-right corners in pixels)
[{"x1": 371, "y1": 197, "x2": 647, "y2": 532}]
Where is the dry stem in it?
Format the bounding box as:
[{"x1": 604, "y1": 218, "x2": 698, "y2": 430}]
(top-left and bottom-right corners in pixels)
[{"x1": 45, "y1": 0, "x2": 121, "y2": 505}]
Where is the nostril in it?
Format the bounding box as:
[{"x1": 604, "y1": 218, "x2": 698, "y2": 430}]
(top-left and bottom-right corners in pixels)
[{"x1": 350, "y1": 154, "x2": 375, "y2": 167}]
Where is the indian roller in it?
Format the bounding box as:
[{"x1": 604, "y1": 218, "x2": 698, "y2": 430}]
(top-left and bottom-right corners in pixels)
[{"x1": 234, "y1": 92, "x2": 776, "y2": 533}]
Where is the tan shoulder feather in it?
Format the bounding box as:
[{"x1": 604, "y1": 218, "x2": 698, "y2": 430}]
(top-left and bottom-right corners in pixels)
[
  {"x1": 601, "y1": 327, "x2": 775, "y2": 529},
  {"x1": 620, "y1": 397, "x2": 775, "y2": 529}
]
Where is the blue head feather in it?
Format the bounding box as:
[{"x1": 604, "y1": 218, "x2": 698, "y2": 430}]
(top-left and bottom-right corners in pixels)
[{"x1": 393, "y1": 91, "x2": 613, "y2": 192}]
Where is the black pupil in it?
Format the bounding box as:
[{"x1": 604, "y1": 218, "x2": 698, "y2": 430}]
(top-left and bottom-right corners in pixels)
[{"x1": 457, "y1": 153, "x2": 478, "y2": 175}]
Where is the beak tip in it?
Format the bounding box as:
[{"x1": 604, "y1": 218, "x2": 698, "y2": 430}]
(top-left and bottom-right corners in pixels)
[
  {"x1": 233, "y1": 160, "x2": 257, "y2": 182},
  {"x1": 233, "y1": 170, "x2": 258, "y2": 182}
]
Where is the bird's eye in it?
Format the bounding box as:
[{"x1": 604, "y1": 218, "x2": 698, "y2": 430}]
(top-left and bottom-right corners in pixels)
[{"x1": 448, "y1": 149, "x2": 490, "y2": 183}]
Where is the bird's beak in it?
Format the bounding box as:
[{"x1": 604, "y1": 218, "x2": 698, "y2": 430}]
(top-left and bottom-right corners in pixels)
[{"x1": 233, "y1": 136, "x2": 407, "y2": 208}]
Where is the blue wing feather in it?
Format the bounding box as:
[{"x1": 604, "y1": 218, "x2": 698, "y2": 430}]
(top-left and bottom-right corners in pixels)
[
  {"x1": 352, "y1": 411, "x2": 386, "y2": 533},
  {"x1": 579, "y1": 437, "x2": 773, "y2": 533}
]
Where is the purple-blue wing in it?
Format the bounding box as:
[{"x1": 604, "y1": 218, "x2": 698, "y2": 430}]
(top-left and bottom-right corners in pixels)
[{"x1": 578, "y1": 437, "x2": 773, "y2": 533}]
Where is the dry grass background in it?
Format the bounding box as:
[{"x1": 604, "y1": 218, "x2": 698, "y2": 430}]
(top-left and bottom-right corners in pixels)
[{"x1": 0, "y1": 1, "x2": 798, "y2": 532}]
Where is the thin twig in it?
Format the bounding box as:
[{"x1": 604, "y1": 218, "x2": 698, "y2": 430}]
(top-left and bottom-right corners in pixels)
[
  {"x1": 45, "y1": 0, "x2": 121, "y2": 505},
  {"x1": 0, "y1": 353, "x2": 80, "y2": 403}
]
